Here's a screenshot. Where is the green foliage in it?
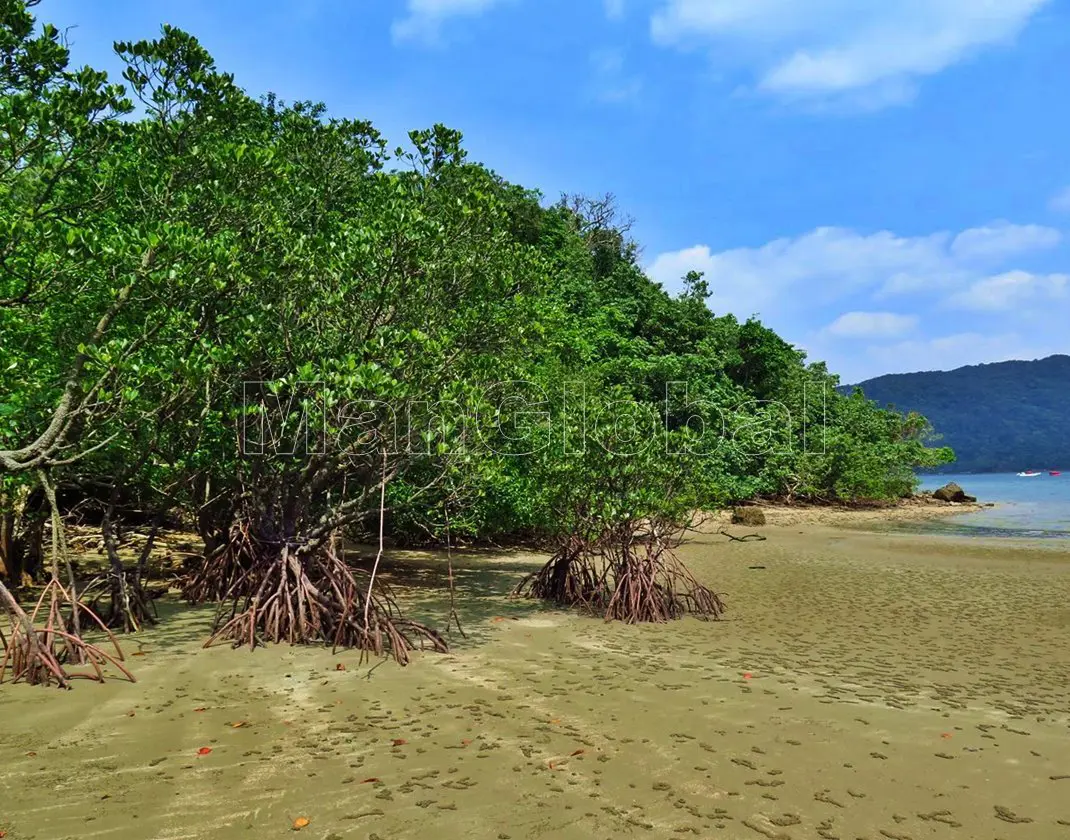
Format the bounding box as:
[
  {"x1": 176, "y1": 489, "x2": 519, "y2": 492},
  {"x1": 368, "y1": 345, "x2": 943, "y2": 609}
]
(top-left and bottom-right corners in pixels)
[{"x1": 0, "y1": 0, "x2": 953, "y2": 563}]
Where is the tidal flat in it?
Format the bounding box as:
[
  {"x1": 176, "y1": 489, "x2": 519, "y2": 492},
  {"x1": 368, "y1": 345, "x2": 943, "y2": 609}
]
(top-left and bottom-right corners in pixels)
[{"x1": 2, "y1": 522, "x2": 1070, "y2": 839}]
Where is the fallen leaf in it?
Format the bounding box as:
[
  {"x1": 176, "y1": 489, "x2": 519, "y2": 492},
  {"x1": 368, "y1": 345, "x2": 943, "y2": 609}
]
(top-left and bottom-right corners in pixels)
[
  {"x1": 743, "y1": 672, "x2": 752, "y2": 680},
  {"x1": 1, "y1": 828, "x2": 7, "y2": 837},
  {"x1": 569, "y1": 749, "x2": 586, "y2": 757},
  {"x1": 549, "y1": 718, "x2": 561, "y2": 724},
  {"x1": 231, "y1": 721, "x2": 247, "y2": 729},
  {"x1": 335, "y1": 663, "x2": 346, "y2": 671},
  {"x1": 359, "y1": 777, "x2": 379, "y2": 784},
  {"x1": 391, "y1": 738, "x2": 408, "y2": 747},
  {"x1": 461, "y1": 739, "x2": 472, "y2": 746},
  {"x1": 292, "y1": 817, "x2": 310, "y2": 830},
  {"x1": 197, "y1": 747, "x2": 212, "y2": 756},
  {"x1": 491, "y1": 616, "x2": 505, "y2": 623},
  {"x1": 194, "y1": 707, "x2": 207, "y2": 713},
  {"x1": 941, "y1": 733, "x2": 953, "y2": 739},
  {"x1": 26, "y1": 751, "x2": 36, "y2": 757},
  {"x1": 132, "y1": 651, "x2": 148, "y2": 657}
]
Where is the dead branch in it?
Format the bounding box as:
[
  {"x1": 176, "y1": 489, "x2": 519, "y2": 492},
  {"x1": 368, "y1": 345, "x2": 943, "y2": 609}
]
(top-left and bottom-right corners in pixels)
[{"x1": 716, "y1": 528, "x2": 767, "y2": 543}]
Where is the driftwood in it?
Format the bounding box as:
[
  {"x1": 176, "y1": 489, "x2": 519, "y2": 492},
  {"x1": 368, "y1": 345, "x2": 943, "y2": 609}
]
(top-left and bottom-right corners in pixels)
[{"x1": 716, "y1": 528, "x2": 767, "y2": 543}]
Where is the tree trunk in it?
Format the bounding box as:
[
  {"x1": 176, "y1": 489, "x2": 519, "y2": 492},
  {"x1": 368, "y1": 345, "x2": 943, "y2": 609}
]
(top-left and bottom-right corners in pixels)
[
  {"x1": 0, "y1": 494, "x2": 12, "y2": 580},
  {"x1": 102, "y1": 508, "x2": 140, "y2": 633},
  {"x1": 22, "y1": 516, "x2": 44, "y2": 583}
]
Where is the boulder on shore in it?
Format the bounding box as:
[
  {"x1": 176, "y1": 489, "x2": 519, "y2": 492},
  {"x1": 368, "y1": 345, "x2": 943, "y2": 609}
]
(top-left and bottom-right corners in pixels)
[
  {"x1": 932, "y1": 482, "x2": 977, "y2": 504},
  {"x1": 731, "y1": 507, "x2": 766, "y2": 527}
]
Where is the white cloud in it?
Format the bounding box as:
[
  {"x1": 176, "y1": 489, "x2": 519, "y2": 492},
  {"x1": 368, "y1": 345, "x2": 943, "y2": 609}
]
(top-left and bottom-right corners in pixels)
[
  {"x1": 946, "y1": 270, "x2": 1070, "y2": 311},
  {"x1": 648, "y1": 221, "x2": 1068, "y2": 380},
  {"x1": 824, "y1": 311, "x2": 918, "y2": 339},
  {"x1": 392, "y1": 0, "x2": 507, "y2": 43},
  {"x1": 645, "y1": 222, "x2": 1060, "y2": 320},
  {"x1": 1049, "y1": 186, "x2": 1070, "y2": 213},
  {"x1": 949, "y1": 221, "x2": 1062, "y2": 261},
  {"x1": 650, "y1": 0, "x2": 1051, "y2": 104},
  {"x1": 647, "y1": 228, "x2": 943, "y2": 315},
  {"x1": 856, "y1": 332, "x2": 1053, "y2": 381}
]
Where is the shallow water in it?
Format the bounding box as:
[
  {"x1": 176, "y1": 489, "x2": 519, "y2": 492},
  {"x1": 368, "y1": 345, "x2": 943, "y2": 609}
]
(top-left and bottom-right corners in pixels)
[{"x1": 904, "y1": 472, "x2": 1070, "y2": 539}]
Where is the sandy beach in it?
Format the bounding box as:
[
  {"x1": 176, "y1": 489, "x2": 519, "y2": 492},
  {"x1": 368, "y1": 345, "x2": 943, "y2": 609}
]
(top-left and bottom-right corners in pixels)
[{"x1": 3, "y1": 515, "x2": 1070, "y2": 839}]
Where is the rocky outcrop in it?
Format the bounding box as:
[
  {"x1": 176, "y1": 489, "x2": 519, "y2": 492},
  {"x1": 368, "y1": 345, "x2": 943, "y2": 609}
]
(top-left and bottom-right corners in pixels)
[{"x1": 932, "y1": 482, "x2": 977, "y2": 504}]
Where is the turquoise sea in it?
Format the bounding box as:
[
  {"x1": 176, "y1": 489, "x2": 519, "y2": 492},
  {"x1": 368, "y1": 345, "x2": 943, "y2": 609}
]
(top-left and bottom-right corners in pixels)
[{"x1": 907, "y1": 473, "x2": 1070, "y2": 539}]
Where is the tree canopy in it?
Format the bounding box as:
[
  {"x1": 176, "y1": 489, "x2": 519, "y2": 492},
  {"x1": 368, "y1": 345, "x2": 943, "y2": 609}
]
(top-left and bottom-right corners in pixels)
[{"x1": 0, "y1": 1, "x2": 953, "y2": 676}]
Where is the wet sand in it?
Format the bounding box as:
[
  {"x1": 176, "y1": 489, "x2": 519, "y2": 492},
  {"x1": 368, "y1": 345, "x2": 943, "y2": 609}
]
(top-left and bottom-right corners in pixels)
[{"x1": 3, "y1": 523, "x2": 1070, "y2": 839}]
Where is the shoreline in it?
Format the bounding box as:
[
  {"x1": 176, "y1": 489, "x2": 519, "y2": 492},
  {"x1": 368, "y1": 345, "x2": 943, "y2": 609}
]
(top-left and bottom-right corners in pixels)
[
  {"x1": 718, "y1": 494, "x2": 987, "y2": 530},
  {"x1": 3, "y1": 516, "x2": 1070, "y2": 839}
]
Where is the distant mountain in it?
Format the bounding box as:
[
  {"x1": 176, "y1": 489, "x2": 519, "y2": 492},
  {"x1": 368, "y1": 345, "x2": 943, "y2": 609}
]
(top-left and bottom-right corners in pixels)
[{"x1": 848, "y1": 355, "x2": 1070, "y2": 474}]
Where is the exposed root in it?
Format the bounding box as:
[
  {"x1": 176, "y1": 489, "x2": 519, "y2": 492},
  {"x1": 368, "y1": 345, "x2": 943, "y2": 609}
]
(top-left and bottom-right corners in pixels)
[
  {"x1": 603, "y1": 539, "x2": 724, "y2": 623},
  {"x1": 190, "y1": 529, "x2": 447, "y2": 665},
  {"x1": 182, "y1": 521, "x2": 254, "y2": 604},
  {"x1": 511, "y1": 533, "x2": 613, "y2": 608},
  {"x1": 80, "y1": 570, "x2": 160, "y2": 632},
  {"x1": 514, "y1": 519, "x2": 725, "y2": 624},
  {"x1": 0, "y1": 577, "x2": 135, "y2": 688}
]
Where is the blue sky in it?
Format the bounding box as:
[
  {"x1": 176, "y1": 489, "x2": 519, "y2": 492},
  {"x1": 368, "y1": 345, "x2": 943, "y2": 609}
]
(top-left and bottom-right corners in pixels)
[{"x1": 40, "y1": 0, "x2": 1070, "y2": 382}]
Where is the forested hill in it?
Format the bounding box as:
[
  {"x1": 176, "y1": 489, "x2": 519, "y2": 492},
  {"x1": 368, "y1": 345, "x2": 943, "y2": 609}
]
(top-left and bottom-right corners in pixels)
[{"x1": 850, "y1": 355, "x2": 1070, "y2": 473}]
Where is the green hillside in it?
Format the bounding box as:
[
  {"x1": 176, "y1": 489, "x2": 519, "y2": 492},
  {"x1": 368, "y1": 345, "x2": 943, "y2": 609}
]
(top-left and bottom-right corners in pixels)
[{"x1": 851, "y1": 356, "x2": 1070, "y2": 473}]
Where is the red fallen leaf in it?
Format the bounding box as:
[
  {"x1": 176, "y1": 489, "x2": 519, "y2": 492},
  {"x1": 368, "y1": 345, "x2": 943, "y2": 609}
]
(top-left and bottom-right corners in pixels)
[
  {"x1": 335, "y1": 663, "x2": 346, "y2": 671},
  {"x1": 743, "y1": 672, "x2": 752, "y2": 680},
  {"x1": 548, "y1": 761, "x2": 556, "y2": 770},
  {"x1": 292, "y1": 817, "x2": 310, "y2": 830},
  {"x1": 461, "y1": 739, "x2": 472, "y2": 746},
  {"x1": 197, "y1": 747, "x2": 213, "y2": 756},
  {"x1": 491, "y1": 616, "x2": 505, "y2": 623},
  {"x1": 391, "y1": 738, "x2": 408, "y2": 746},
  {"x1": 941, "y1": 733, "x2": 953, "y2": 739},
  {"x1": 359, "y1": 777, "x2": 379, "y2": 784},
  {"x1": 231, "y1": 721, "x2": 247, "y2": 729},
  {"x1": 1, "y1": 828, "x2": 7, "y2": 837},
  {"x1": 569, "y1": 749, "x2": 586, "y2": 757}
]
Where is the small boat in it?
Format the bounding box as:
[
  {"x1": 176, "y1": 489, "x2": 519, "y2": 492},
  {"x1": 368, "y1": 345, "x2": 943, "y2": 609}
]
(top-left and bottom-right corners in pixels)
[
  {"x1": 1050, "y1": 470, "x2": 1062, "y2": 476},
  {"x1": 1017, "y1": 470, "x2": 1042, "y2": 477}
]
